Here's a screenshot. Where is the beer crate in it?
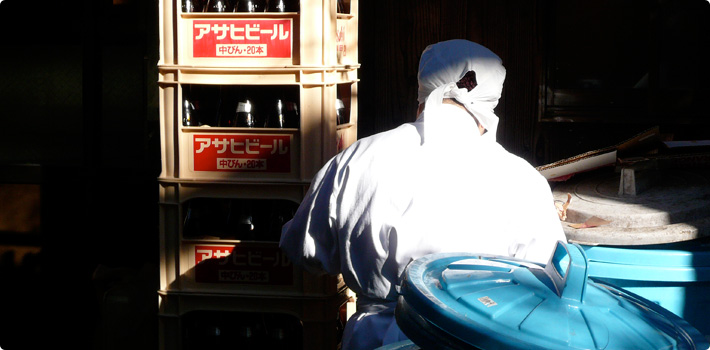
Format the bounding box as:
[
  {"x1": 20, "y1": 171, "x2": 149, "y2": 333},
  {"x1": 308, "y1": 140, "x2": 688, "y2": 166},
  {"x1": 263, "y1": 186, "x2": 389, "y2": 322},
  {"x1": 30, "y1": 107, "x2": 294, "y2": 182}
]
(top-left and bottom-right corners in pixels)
[
  {"x1": 158, "y1": 289, "x2": 350, "y2": 350},
  {"x1": 158, "y1": 69, "x2": 358, "y2": 183},
  {"x1": 336, "y1": 3, "x2": 358, "y2": 66},
  {"x1": 336, "y1": 81, "x2": 357, "y2": 152},
  {"x1": 157, "y1": 1, "x2": 360, "y2": 348},
  {"x1": 159, "y1": 0, "x2": 359, "y2": 68},
  {"x1": 159, "y1": 180, "x2": 346, "y2": 297}
]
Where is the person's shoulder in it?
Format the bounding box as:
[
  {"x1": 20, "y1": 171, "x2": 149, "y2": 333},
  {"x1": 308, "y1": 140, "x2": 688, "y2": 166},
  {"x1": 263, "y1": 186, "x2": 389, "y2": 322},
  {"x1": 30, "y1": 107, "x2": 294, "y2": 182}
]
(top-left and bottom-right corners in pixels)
[
  {"x1": 339, "y1": 122, "x2": 421, "y2": 157},
  {"x1": 489, "y1": 143, "x2": 547, "y2": 180}
]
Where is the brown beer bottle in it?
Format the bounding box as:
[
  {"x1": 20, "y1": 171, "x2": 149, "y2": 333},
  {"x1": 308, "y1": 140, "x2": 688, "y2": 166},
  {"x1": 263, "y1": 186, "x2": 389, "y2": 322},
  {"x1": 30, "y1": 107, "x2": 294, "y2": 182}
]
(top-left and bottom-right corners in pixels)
[
  {"x1": 235, "y1": 0, "x2": 265, "y2": 12},
  {"x1": 205, "y1": 0, "x2": 232, "y2": 12},
  {"x1": 182, "y1": 0, "x2": 204, "y2": 12},
  {"x1": 267, "y1": 0, "x2": 298, "y2": 12}
]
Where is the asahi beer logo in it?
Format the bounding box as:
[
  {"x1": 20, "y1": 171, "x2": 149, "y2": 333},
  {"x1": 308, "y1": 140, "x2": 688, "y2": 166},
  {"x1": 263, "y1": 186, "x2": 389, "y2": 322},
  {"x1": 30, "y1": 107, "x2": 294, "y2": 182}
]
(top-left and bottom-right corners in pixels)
[
  {"x1": 192, "y1": 19, "x2": 293, "y2": 58},
  {"x1": 193, "y1": 134, "x2": 292, "y2": 173}
]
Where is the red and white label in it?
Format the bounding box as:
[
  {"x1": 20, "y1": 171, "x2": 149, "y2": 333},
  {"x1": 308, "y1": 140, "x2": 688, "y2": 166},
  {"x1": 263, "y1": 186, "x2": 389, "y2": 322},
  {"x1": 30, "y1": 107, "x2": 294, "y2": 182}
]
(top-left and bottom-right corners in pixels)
[
  {"x1": 194, "y1": 244, "x2": 293, "y2": 285},
  {"x1": 192, "y1": 19, "x2": 292, "y2": 58},
  {"x1": 193, "y1": 134, "x2": 292, "y2": 172},
  {"x1": 336, "y1": 22, "x2": 346, "y2": 56}
]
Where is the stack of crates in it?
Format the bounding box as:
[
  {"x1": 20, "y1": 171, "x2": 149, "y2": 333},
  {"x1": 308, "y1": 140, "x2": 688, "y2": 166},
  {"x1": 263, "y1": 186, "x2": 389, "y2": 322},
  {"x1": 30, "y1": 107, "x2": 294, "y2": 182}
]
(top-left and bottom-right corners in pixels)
[{"x1": 157, "y1": 0, "x2": 359, "y2": 349}]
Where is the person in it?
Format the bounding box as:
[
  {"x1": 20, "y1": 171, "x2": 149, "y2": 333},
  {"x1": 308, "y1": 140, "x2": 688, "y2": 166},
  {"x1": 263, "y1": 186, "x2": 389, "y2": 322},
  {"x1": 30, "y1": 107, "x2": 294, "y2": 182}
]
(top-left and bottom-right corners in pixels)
[{"x1": 279, "y1": 39, "x2": 566, "y2": 350}]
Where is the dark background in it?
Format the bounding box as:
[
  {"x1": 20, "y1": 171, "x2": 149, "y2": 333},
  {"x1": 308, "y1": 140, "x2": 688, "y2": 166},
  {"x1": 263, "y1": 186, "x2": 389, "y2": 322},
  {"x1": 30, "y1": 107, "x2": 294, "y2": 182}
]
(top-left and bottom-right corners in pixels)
[{"x1": 0, "y1": 0, "x2": 708, "y2": 349}]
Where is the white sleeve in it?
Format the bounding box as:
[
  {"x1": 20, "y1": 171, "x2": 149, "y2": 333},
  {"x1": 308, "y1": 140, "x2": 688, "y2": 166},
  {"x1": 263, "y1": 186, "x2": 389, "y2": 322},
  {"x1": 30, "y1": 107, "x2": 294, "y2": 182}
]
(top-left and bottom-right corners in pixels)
[
  {"x1": 279, "y1": 157, "x2": 342, "y2": 276},
  {"x1": 511, "y1": 168, "x2": 568, "y2": 265}
]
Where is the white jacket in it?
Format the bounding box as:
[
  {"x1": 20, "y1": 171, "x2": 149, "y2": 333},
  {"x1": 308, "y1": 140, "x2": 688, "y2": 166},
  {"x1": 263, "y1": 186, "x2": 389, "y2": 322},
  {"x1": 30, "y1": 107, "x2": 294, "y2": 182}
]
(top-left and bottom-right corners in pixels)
[{"x1": 280, "y1": 104, "x2": 566, "y2": 349}]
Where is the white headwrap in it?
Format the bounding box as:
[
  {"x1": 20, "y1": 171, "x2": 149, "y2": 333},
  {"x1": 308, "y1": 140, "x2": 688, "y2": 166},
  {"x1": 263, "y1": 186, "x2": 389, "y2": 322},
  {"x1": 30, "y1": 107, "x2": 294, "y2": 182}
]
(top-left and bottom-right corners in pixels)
[{"x1": 417, "y1": 39, "x2": 506, "y2": 141}]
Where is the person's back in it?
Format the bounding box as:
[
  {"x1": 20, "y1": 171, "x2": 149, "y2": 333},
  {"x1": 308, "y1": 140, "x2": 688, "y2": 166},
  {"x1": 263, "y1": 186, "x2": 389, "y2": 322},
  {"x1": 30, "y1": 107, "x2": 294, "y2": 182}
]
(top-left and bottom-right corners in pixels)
[{"x1": 279, "y1": 39, "x2": 566, "y2": 349}]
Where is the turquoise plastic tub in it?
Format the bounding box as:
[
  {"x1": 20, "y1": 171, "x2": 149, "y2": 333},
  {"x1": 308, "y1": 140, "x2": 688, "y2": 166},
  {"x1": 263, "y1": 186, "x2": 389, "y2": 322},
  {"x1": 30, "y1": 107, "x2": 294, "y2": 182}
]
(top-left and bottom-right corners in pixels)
[
  {"x1": 375, "y1": 340, "x2": 420, "y2": 350},
  {"x1": 582, "y1": 239, "x2": 710, "y2": 337},
  {"x1": 394, "y1": 242, "x2": 709, "y2": 350},
  {"x1": 551, "y1": 169, "x2": 710, "y2": 338}
]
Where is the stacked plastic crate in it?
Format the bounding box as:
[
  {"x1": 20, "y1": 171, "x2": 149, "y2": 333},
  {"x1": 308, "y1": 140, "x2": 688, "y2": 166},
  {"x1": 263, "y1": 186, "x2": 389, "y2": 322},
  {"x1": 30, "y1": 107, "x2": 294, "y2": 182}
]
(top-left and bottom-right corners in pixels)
[{"x1": 157, "y1": 0, "x2": 359, "y2": 349}]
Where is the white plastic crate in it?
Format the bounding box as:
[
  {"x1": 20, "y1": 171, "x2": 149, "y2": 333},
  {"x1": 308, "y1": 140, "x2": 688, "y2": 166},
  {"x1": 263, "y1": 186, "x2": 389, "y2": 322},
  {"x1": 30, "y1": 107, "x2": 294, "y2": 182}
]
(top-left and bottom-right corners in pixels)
[
  {"x1": 157, "y1": 1, "x2": 360, "y2": 346},
  {"x1": 158, "y1": 69, "x2": 358, "y2": 183},
  {"x1": 159, "y1": 0, "x2": 359, "y2": 68},
  {"x1": 177, "y1": 241, "x2": 345, "y2": 296},
  {"x1": 336, "y1": 81, "x2": 357, "y2": 152},
  {"x1": 158, "y1": 289, "x2": 349, "y2": 350},
  {"x1": 159, "y1": 180, "x2": 346, "y2": 297},
  {"x1": 336, "y1": 7, "x2": 358, "y2": 65}
]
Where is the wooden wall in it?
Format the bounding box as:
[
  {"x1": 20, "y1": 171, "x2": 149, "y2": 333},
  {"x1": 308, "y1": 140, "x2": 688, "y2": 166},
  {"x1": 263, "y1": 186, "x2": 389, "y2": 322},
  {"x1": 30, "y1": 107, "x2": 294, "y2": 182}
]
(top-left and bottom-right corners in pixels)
[
  {"x1": 357, "y1": 0, "x2": 710, "y2": 166},
  {"x1": 357, "y1": 0, "x2": 545, "y2": 162}
]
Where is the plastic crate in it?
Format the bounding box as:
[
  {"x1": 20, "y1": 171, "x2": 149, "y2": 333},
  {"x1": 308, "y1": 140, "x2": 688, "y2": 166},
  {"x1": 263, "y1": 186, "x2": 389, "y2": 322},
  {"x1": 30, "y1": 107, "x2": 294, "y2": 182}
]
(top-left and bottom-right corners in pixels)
[
  {"x1": 158, "y1": 70, "x2": 358, "y2": 183},
  {"x1": 159, "y1": 180, "x2": 346, "y2": 297},
  {"x1": 174, "y1": 241, "x2": 346, "y2": 296},
  {"x1": 159, "y1": 0, "x2": 359, "y2": 68},
  {"x1": 156, "y1": 1, "x2": 360, "y2": 345},
  {"x1": 335, "y1": 82, "x2": 357, "y2": 152},
  {"x1": 336, "y1": 9, "x2": 358, "y2": 66},
  {"x1": 158, "y1": 289, "x2": 349, "y2": 350}
]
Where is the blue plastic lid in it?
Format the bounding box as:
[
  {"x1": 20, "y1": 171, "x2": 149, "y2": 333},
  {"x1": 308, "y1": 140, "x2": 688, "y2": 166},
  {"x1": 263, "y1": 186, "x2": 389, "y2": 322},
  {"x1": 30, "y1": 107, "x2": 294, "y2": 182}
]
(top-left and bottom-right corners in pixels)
[
  {"x1": 396, "y1": 242, "x2": 710, "y2": 350},
  {"x1": 375, "y1": 340, "x2": 421, "y2": 350}
]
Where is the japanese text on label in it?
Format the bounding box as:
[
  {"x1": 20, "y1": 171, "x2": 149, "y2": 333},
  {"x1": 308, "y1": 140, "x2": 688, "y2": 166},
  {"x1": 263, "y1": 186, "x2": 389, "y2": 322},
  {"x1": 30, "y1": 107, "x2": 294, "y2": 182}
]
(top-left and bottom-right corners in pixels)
[
  {"x1": 194, "y1": 245, "x2": 293, "y2": 285},
  {"x1": 196, "y1": 246, "x2": 290, "y2": 267},
  {"x1": 193, "y1": 134, "x2": 292, "y2": 173},
  {"x1": 193, "y1": 19, "x2": 292, "y2": 58}
]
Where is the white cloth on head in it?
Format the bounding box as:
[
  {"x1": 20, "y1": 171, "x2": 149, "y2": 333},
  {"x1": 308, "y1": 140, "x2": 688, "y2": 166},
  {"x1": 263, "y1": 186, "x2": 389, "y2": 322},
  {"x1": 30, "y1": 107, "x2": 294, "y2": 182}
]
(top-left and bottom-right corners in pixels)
[
  {"x1": 279, "y1": 104, "x2": 566, "y2": 350},
  {"x1": 417, "y1": 39, "x2": 506, "y2": 142}
]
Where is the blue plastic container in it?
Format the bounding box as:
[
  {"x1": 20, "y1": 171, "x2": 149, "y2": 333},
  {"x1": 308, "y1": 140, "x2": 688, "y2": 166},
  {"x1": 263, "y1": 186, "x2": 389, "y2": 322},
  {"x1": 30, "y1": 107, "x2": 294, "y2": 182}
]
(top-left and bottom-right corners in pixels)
[
  {"x1": 582, "y1": 240, "x2": 710, "y2": 337},
  {"x1": 395, "y1": 242, "x2": 709, "y2": 350},
  {"x1": 375, "y1": 340, "x2": 420, "y2": 350},
  {"x1": 551, "y1": 169, "x2": 710, "y2": 338}
]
